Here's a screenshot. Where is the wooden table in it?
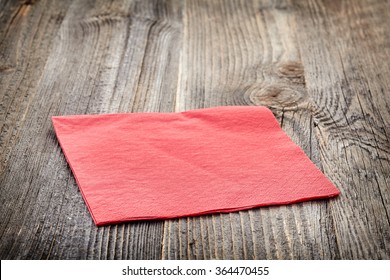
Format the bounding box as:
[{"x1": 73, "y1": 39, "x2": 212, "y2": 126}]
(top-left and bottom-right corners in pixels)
[{"x1": 0, "y1": 0, "x2": 389, "y2": 260}]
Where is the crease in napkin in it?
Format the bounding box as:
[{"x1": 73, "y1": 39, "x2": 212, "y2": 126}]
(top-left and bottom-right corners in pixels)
[{"x1": 52, "y1": 106, "x2": 340, "y2": 226}]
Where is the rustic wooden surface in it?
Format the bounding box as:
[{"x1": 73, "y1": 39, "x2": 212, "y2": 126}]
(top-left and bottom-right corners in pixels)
[{"x1": 0, "y1": 0, "x2": 389, "y2": 260}]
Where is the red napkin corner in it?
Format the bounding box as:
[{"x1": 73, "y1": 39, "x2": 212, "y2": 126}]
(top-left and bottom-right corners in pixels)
[{"x1": 52, "y1": 106, "x2": 340, "y2": 226}]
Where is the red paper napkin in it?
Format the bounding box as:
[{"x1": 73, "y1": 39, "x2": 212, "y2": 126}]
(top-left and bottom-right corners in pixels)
[{"x1": 52, "y1": 106, "x2": 340, "y2": 226}]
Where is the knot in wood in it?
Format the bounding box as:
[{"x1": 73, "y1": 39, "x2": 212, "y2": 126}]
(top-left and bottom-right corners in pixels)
[
  {"x1": 277, "y1": 61, "x2": 305, "y2": 84},
  {"x1": 249, "y1": 83, "x2": 306, "y2": 109}
]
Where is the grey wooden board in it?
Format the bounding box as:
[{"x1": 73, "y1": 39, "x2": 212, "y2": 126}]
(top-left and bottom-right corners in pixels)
[{"x1": 0, "y1": 0, "x2": 389, "y2": 259}]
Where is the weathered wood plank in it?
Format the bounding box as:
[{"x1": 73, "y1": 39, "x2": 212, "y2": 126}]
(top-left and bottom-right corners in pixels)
[
  {"x1": 163, "y1": 0, "x2": 339, "y2": 260},
  {"x1": 294, "y1": 0, "x2": 390, "y2": 259},
  {"x1": 0, "y1": 0, "x2": 70, "y2": 178}
]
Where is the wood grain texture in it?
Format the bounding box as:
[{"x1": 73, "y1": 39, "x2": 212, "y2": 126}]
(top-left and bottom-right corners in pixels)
[{"x1": 0, "y1": 0, "x2": 389, "y2": 259}]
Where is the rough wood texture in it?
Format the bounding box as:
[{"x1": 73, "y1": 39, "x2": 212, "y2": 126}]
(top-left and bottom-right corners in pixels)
[{"x1": 0, "y1": 0, "x2": 389, "y2": 259}]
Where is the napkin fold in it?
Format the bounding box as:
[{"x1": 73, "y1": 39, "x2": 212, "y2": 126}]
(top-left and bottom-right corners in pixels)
[{"x1": 52, "y1": 106, "x2": 340, "y2": 226}]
